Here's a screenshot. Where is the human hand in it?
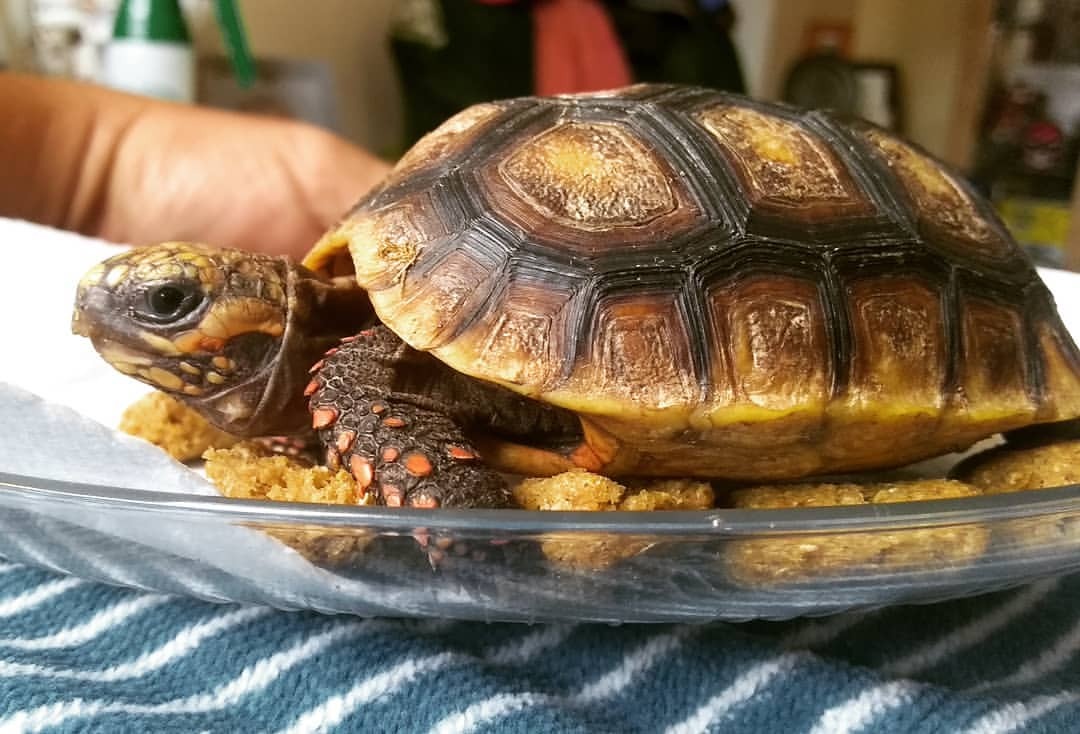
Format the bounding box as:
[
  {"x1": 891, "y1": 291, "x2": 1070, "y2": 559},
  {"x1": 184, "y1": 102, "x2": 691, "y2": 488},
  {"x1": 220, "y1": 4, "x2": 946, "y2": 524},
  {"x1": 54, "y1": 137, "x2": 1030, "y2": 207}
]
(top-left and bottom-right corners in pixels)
[{"x1": 0, "y1": 73, "x2": 391, "y2": 259}]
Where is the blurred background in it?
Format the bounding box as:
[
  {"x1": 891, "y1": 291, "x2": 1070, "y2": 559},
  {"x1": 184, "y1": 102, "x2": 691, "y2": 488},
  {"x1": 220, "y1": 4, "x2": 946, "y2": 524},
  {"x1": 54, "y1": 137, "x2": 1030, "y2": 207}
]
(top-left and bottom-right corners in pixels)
[{"x1": 2, "y1": 0, "x2": 1079, "y2": 267}]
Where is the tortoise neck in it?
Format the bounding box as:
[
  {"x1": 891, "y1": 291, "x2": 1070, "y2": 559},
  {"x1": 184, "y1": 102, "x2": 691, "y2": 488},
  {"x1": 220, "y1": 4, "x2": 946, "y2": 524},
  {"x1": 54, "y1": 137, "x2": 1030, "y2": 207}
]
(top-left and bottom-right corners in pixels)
[{"x1": 198, "y1": 261, "x2": 374, "y2": 437}]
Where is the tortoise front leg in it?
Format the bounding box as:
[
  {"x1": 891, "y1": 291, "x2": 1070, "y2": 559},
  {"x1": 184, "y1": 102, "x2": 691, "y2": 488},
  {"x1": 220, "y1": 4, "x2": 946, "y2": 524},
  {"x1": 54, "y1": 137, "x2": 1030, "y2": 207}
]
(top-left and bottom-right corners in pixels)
[{"x1": 306, "y1": 328, "x2": 512, "y2": 509}]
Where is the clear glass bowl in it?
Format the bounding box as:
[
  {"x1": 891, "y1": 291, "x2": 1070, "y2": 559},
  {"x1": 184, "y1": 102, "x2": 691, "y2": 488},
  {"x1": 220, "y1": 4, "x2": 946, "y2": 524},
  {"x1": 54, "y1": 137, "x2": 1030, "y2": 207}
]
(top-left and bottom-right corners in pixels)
[{"x1": 1, "y1": 470, "x2": 1077, "y2": 623}]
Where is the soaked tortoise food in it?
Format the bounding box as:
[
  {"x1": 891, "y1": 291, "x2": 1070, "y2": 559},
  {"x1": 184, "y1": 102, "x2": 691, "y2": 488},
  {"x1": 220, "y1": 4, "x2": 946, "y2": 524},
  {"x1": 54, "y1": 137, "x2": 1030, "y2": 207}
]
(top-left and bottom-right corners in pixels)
[
  {"x1": 120, "y1": 392, "x2": 238, "y2": 461},
  {"x1": 724, "y1": 480, "x2": 990, "y2": 586}
]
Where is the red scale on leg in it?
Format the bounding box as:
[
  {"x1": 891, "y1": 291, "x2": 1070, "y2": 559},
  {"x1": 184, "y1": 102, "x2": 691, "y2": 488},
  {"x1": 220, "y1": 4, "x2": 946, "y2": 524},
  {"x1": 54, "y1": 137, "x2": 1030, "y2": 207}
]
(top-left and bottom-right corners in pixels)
[
  {"x1": 404, "y1": 452, "x2": 433, "y2": 477},
  {"x1": 336, "y1": 430, "x2": 357, "y2": 454},
  {"x1": 448, "y1": 445, "x2": 478, "y2": 462},
  {"x1": 312, "y1": 407, "x2": 338, "y2": 429},
  {"x1": 350, "y1": 455, "x2": 374, "y2": 489}
]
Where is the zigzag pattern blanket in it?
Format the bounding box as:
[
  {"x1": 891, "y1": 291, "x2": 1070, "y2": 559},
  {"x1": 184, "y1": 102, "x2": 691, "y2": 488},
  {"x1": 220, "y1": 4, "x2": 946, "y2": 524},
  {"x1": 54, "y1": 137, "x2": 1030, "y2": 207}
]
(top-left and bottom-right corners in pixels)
[{"x1": 0, "y1": 563, "x2": 1076, "y2": 733}]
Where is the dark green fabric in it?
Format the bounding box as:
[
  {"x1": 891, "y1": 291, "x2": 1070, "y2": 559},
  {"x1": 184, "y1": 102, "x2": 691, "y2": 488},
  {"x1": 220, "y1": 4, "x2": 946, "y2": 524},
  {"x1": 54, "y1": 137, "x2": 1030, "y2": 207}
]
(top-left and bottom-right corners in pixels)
[
  {"x1": 607, "y1": 0, "x2": 746, "y2": 93},
  {"x1": 392, "y1": 0, "x2": 533, "y2": 152}
]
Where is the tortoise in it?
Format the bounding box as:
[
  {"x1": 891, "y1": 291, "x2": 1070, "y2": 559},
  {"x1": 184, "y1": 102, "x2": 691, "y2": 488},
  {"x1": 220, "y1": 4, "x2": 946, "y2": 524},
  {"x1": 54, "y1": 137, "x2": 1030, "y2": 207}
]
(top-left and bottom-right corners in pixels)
[{"x1": 72, "y1": 83, "x2": 1080, "y2": 509}]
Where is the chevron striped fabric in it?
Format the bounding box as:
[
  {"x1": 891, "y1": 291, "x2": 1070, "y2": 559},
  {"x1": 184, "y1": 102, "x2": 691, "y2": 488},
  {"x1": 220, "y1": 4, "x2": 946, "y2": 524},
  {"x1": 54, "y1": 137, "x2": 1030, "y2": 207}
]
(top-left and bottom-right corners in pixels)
[{"x1": 0, "y1": 562, "x2": 1077, "y2": 733}]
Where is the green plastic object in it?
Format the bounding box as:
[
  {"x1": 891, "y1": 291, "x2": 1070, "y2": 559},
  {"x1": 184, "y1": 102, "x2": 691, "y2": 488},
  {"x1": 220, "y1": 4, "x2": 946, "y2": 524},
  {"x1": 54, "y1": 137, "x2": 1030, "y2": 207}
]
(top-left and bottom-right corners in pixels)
[
  {"x1": 112, "y1": 0, "x2": 190, "y2": 43},
  {"x1": 213, "y1": 0, "x2": 255, "y2": 88}
]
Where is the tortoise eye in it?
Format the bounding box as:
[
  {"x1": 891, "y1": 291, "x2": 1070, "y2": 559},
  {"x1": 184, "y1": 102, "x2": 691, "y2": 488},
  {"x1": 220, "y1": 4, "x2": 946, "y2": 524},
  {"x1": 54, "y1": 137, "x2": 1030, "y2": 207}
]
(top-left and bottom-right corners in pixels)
[{"x1": 135, "y1": 282, "x2": 203, "y2": 324}]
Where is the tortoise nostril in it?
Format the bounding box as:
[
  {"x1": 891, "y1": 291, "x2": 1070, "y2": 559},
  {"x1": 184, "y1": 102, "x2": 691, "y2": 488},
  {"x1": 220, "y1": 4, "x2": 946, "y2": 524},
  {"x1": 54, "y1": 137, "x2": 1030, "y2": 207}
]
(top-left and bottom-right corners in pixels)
[
  {"x1": 71, "y1": 310, "x2": 92, "y2": 337},
  {"x1": 71, "y1": 286, "x2": 112, "y2": 338}
]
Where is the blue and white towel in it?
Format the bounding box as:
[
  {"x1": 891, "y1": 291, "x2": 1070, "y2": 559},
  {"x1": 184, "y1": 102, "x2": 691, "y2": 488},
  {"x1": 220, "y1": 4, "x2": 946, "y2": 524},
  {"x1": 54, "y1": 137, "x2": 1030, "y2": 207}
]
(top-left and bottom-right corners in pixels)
[{"x1": 0, "y1": 562, "x2": 1076, "y2": 733}]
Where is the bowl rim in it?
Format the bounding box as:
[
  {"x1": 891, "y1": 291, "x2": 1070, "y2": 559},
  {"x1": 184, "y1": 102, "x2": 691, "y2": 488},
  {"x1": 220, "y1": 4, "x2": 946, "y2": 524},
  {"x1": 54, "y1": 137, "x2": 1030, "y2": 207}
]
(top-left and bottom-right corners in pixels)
[{"x1": 2, "y1": 470, "x2": 1077, "y2": 536}]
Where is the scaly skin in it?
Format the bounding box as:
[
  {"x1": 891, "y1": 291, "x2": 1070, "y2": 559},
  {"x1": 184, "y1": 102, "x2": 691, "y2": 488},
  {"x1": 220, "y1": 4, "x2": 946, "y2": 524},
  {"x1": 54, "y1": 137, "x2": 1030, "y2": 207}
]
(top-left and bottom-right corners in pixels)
[{"x1": 306, "y1": 327, "x2": 514, "y2": 509}]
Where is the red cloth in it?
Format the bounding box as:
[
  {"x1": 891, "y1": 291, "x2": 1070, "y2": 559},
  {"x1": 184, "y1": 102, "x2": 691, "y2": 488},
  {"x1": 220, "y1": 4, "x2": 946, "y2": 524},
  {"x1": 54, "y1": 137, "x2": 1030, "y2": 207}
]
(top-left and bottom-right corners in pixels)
[{"x1": 476, "y1": 0, "x2": 633, "y2": 95}]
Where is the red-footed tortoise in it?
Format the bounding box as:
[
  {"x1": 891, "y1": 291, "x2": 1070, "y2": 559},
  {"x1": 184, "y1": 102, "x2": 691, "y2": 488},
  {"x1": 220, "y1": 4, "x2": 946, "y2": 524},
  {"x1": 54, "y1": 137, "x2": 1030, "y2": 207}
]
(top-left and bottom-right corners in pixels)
[{"x1": 72, "y1": 84, "x2": 1080, "y2": 509}]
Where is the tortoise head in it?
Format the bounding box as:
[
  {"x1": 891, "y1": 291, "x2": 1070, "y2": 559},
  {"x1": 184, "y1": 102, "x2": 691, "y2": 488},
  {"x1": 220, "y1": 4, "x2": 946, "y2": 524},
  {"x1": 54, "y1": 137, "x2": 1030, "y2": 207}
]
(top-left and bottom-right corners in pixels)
[{"x1": 73, "y1": 243, "x2": 371, "y2": 436}]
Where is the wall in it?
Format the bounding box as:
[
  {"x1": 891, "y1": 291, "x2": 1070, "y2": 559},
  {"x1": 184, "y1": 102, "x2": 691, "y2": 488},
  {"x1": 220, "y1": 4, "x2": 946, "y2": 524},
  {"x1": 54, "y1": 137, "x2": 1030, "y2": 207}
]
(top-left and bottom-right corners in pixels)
[
  {"x1": 187, "y1": 0, "x2": 404, "y2": 156},
  {"x1": 852, "y1": 0, "x2": 993, "y2": 167},
  {"x1": 729, "y1": 0, "x2": 993, "y2": 168},
  {"x1": 764, "y1": 0, "x2": 856, "y2": 101},
  {"x1": 729, "y1": 0, "x2": 778, "y2": 98}
]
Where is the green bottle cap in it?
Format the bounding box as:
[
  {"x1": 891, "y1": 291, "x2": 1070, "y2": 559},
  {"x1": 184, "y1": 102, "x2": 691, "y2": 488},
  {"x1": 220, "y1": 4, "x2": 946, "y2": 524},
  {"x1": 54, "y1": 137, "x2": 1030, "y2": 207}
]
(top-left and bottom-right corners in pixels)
[{"x1": 112, "y1": 0, "x2": 190, "y2": 44}]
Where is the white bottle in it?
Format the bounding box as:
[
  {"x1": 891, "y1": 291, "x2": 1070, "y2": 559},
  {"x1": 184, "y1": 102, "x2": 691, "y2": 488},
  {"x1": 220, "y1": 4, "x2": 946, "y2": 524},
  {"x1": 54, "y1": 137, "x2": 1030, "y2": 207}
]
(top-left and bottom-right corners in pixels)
[{"x1": 102, "y1": 0, "x2": 194, "y2": 103}]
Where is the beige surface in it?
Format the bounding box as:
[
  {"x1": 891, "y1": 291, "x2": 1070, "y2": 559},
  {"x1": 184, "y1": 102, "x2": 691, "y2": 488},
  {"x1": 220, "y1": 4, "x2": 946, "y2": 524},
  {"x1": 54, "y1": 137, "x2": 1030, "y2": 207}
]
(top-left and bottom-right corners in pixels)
[
  {"x1": 734, "y1": 0, "x2": 993, "y2": 168},
  {"x1": 187, "y1": 0, "x2": 404, "y2": 156},
  {"x1": 852, "y1": 0, "x2": 993, "y2": 168},
  {"x1": 1067, "y1": 156, "x2": 1080, "y2": 271}
]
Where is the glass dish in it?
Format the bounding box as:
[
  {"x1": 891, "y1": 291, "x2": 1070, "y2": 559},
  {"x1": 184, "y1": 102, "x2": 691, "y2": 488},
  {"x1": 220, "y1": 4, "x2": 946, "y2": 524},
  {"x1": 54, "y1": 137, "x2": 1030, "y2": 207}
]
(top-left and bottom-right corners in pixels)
[{"x1": 0, "y1": 469, "x2": 1077, "y2": 623}]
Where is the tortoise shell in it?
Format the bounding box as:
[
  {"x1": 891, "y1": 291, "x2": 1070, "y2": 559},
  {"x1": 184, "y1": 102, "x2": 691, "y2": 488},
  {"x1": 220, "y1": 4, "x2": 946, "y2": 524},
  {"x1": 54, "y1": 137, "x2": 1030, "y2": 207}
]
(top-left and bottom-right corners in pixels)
[{"x1": 305, "y1": 84, "x2": 1080, "y2": 480}]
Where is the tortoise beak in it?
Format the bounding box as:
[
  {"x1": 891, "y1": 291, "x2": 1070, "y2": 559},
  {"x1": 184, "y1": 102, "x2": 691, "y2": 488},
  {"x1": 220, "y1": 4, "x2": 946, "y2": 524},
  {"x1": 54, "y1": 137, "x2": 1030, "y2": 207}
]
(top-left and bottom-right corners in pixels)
[
  {"x1": 71, "y1": 305, "x2": 94, "y2": 338},
  {"x1": 71, "y1": 282, "x2": 111, "y2": 339},
  {"x1": 71, "y1": 312, "x2": 91, "y2": 338}
]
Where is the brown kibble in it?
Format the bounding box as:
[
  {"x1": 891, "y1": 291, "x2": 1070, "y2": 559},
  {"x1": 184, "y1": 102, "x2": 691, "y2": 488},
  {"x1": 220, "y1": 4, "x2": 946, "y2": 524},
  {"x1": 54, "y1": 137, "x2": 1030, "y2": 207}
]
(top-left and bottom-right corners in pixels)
[
  {"x1": 725, "y1": 479, "x2": 988, "y2": 587},
  {"x1": 382, "y1": 446, "x2": 401, "y2": 462},
  {"x1": 203, "y1": 443, "x2": 374, "y2": 565},
  {"x1": 619, "y1": 479, "x2": 719, "y2": 511},
  {"x1": 382, "y1": 417, "x2": 406, "y2": 428},
  {"x1": 512, "y1": 470, "x2": 714, "y2": 570},
  {"x1": 514, "y1": 470, "x2": 626, "y2": 512},
  {"x1": 729, "y1": 479, "x2": 979, "y2": 509},
  {"x1": 952, "y1": 440, "x2": 1080, "y2": 549},
  {"x1": 953, "y1": 439, "x2": 1080, "y2": 493},
  {"x1": 204, "y1": 443, "x2": 369, "y2": 505},
  {"x1": 119, "y1": 392, "x2": 238, "y2": 461}
]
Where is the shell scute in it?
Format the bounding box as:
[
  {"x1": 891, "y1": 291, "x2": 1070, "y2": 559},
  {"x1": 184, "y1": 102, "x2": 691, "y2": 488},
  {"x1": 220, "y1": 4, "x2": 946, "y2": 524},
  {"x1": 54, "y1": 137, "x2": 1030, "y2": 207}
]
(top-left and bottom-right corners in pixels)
[
  {"x1": 858, "y1": 127, "x2": 1013, "y2": 260},
  {"x1": 694, "y1": 104, "x2": 872, "y2": 222},
  {"x1": 498, "y1": 120, "x2": 677, "y2": 228}
]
